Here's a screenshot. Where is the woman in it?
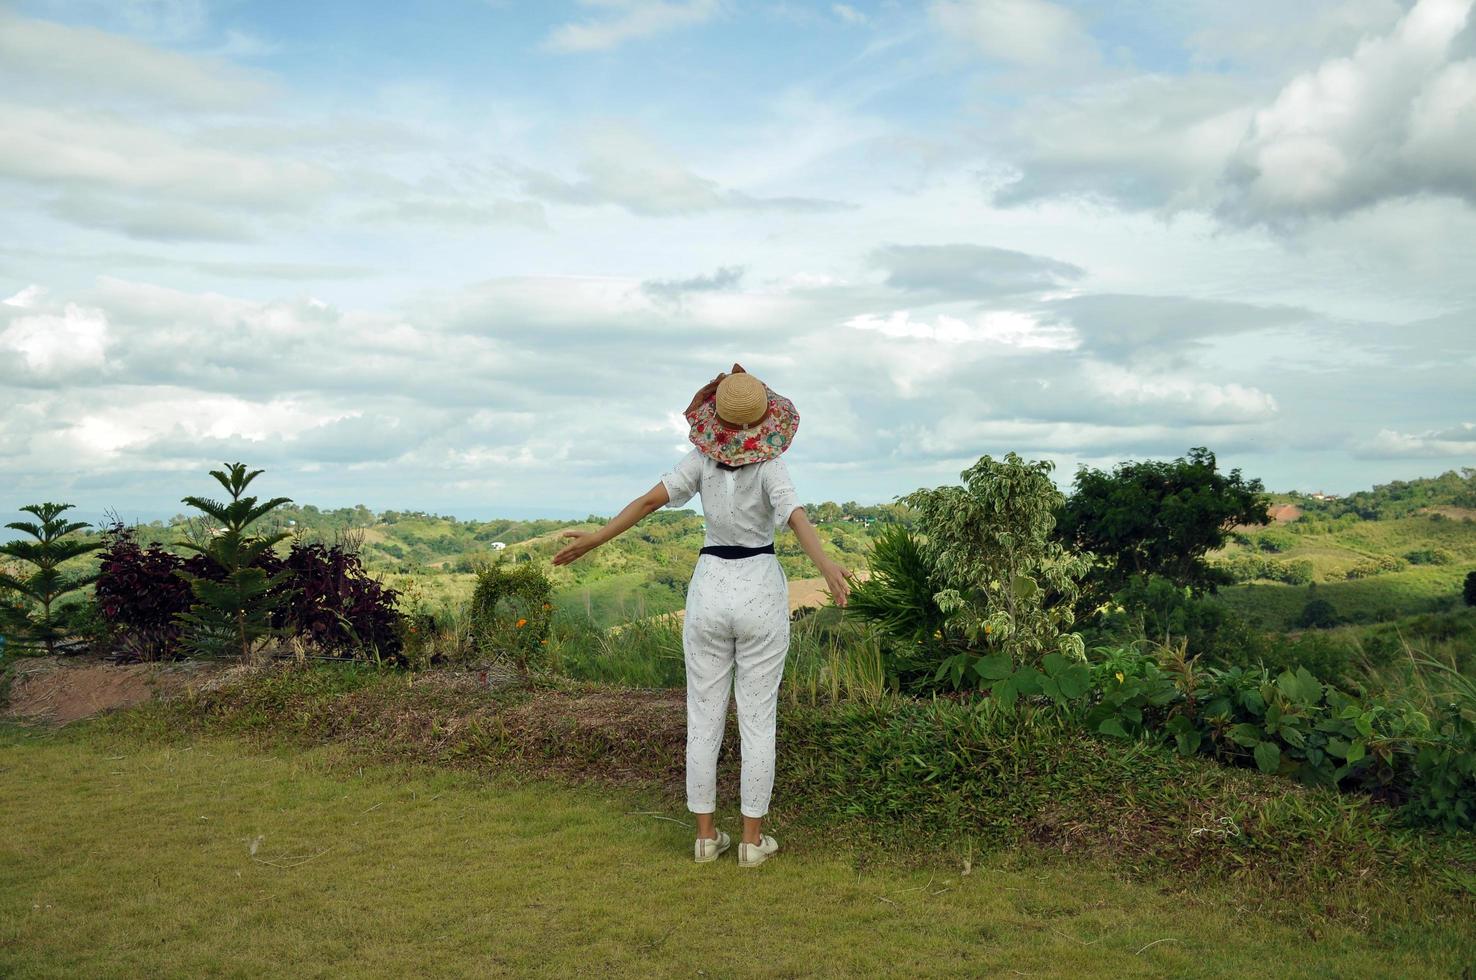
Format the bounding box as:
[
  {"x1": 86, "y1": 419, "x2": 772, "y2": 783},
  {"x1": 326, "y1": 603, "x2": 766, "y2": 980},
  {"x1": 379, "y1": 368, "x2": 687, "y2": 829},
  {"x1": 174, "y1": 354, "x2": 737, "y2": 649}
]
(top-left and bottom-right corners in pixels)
[{"x1": 553, "y1": 364, "x2": 852, "y2": 867}]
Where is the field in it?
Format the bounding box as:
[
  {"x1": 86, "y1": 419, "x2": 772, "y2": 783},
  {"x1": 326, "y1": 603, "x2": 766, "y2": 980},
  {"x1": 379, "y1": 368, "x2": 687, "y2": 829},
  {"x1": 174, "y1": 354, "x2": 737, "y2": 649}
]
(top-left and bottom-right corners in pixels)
[
  {"x1": 5, "y1": 721, "x2": 1473, "y2": 978},
  {"x1": 1211, "y1": 511, "x2": 1476, "y2": 631}
]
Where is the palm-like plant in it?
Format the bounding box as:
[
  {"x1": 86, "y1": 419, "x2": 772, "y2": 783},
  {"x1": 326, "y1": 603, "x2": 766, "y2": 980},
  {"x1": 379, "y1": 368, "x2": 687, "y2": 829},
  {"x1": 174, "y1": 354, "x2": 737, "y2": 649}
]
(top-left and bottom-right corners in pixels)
[
  {"x1": 846, "y1": 523, "x2": 950, "y2": 692},
  {"x1": 173, "y1": 463, "x2": 294, "y2": 662},
  {"x1": 0, "y1": 503, "x2": 102, "y2": 654}
]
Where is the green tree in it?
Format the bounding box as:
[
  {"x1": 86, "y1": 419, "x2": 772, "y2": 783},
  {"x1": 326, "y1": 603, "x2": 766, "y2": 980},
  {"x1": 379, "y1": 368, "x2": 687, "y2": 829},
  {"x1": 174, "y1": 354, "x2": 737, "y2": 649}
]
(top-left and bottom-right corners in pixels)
[
  {"x1": 1058, "y1": 447, "x2": 1269, "y2": 605},
  {"x1": 173, "y1": 463, "x2": 294, "y2": 662},
  {"x1": 899, "y1": 452, "x2": 1092, "y2": 697},
  {"x1": 0, "y1": 503, "x2": 103, "y2": 654},
  {"x1": 1298, "y1": 598, "x2": 1339, "y2": 629}
]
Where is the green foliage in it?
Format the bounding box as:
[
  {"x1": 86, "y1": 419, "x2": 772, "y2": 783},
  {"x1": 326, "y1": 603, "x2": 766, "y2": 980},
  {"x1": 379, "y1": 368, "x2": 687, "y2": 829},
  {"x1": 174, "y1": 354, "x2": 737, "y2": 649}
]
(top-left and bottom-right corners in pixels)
[
  {"x1": 894, "y1": 452, "x2": 1091, "y2": 696},
  {"x1": 1081, "y1": 644, "x2": 1181, "y2": 740},
  {"x1": 1253, "y1": 528, "x2": 1297, "y2": 553},
  {"x1": 1305, "y1": 467, "x2": 1476, "y2": 521},
  {"x1": 1400, "y1": 656, "x2": 1476, "y2": 830},
  {"x1": 1093, "y1": 574, "x2": 1271, "y2": 667},
  {"x1": 1404, "y1": 547, "x2": 1455, "y2": 565},
  {"x1": 1076, "y1": 645, "x2": 1476, "y2": 828},
  {"x1": 844, "y1": 523, "x2": 949, "y2": 693},
  {"x1": 173, "y1": 463, "x2": 295, "y2": 662},
  {"x1": 1059, "y1": 447, "x2": 1270, "y2": 601},
  {"x1": 469, "y1": 558, "x2": 555, "y2": 671},
  {"x1": 1298, "y1": 598, "x2": 1340, "y2": 629},
  {"x1": 0, "y1": 503, "x2": 102, "y2": 654},
  {"x1": 1210, "y1": 553, "x2": 1313, "y2": 585},
  {"x1": 1345, "y1": 554, "x2": 1408, "y2": 579}
]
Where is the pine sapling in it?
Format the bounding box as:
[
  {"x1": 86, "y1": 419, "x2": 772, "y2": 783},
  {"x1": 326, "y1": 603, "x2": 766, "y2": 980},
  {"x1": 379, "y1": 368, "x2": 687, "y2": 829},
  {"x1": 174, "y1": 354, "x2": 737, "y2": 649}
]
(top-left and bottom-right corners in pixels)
[
  {"x1": 0, "y1": 503, "x2": 103, "y2": 655},
  {"x1": 173, "y1": 463, "x2": 295, "y2": 663}
]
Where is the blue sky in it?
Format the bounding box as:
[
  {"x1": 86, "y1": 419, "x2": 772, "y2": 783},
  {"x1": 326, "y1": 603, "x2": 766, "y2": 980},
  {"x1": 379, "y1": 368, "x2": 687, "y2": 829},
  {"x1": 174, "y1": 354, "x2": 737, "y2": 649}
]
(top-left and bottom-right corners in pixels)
[{"x1": 1, "y1": 0, "x2": 1474, "y2": 522}]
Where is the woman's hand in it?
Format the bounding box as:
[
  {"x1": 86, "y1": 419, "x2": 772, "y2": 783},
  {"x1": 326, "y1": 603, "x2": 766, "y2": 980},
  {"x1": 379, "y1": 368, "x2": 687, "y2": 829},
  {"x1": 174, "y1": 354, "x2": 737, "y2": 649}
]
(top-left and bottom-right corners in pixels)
[
  {"x1": 552, "y1": 530, "x2": 602, "y2": 566},
  {"x1": 683, "y1": 363, "x2": 747, "y2": 416},
  {"x1": 820, "y1": 558, "x2": 852, "y2": 608}
]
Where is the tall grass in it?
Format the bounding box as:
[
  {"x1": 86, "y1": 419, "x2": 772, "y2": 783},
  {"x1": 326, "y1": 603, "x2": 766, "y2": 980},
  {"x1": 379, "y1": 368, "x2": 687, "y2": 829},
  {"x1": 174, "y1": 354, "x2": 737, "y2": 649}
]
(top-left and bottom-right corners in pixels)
[
  {"x1": 782, "y1": 610, "x2": 889, "y2": 707},
  {"x1": 539, "y1": 605, "x2": 888, "y2": 704},
  {"x1": 545, "y1": 611, "x2": 685, "y2": 687}
]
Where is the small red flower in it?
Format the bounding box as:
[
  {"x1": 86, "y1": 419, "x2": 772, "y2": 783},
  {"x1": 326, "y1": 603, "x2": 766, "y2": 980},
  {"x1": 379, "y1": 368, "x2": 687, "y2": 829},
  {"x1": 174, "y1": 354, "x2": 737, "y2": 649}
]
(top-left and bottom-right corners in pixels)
[{"x1": 742, "y1": 435, "x2": 760, "y2": 451}]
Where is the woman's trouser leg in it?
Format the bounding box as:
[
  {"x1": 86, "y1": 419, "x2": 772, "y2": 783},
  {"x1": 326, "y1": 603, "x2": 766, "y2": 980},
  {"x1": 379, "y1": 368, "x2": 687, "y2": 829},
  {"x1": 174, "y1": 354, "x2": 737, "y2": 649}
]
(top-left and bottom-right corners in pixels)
[
  {"x1": 732, "y1": 560, "x2": 791, "y2": 820},
  {"x1": 684, "y1": 560, "x2": 734, "y2": 814}
]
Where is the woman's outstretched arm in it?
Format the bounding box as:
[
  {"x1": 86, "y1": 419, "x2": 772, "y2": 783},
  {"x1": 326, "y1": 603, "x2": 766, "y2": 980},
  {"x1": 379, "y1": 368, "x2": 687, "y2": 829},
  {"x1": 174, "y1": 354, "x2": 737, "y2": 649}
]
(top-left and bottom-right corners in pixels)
[
  {"x1": 785, "y1": 506, "x2": 852, "y2": 607},
  {"x1": 552, "y1": 482, "x2": 670, "y2": 566}
]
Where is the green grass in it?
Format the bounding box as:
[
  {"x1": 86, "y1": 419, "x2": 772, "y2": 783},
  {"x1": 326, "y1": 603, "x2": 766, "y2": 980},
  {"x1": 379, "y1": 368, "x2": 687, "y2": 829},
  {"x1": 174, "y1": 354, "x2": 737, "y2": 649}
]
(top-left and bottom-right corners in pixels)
[
  {"x1": 4, "y1": 725, "x2": 1473, "y2": 978},
  {"x1": 1215, "y1": 567, "x2": 1469, "y2": 630}
]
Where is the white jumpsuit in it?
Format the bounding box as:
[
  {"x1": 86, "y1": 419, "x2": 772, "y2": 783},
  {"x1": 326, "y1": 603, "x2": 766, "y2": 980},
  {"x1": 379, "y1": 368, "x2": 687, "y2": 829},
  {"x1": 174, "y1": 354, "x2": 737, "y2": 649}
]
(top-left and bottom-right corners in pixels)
[{"x1": 660, "y1": 447, "x2": 801, "y2": 819}]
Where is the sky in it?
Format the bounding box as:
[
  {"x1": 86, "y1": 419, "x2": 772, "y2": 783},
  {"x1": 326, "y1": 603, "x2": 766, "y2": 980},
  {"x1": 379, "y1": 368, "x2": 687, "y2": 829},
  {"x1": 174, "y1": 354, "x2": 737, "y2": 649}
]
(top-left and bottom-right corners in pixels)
[{"x1": 1, "y1": 0, "x2": 1474, "y2": 523}]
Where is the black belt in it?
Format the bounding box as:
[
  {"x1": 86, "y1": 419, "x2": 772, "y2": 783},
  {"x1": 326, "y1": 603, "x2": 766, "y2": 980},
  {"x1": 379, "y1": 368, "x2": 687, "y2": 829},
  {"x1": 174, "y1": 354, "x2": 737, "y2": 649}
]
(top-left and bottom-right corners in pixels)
[{"x1": 699, "y1": 544, "x2": 775, "y2": 559}]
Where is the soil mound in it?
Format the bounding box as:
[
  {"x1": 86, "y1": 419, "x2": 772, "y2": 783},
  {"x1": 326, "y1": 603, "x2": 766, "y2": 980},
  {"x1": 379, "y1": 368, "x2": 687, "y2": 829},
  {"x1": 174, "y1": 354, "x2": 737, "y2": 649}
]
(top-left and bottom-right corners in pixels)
[{"x1": 4, "y1": 657, "x2": 228, "y2": 725}]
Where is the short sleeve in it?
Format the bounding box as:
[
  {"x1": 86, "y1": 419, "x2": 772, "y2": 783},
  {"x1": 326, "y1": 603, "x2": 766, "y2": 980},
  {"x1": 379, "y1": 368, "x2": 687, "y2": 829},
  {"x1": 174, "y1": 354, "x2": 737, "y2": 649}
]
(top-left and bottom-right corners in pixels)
[
  {"x1": 762, "y1": 456, "x2": 801, "y2": 529},
  {"x1": 660, "y1": 449, "x2": 704, "y2": 508}
]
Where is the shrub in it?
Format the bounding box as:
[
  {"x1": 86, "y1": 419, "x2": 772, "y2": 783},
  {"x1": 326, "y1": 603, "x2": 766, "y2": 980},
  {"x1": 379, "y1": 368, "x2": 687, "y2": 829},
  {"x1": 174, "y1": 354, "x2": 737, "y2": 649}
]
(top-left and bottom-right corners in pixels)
[
  {"x1": 0, "y1": 503, "x2": 103, "y2": 654},
  {"x1": 892, "y1": 452, "x2": 1091, "y2": 700},
  {"x1": 469, "y1": 558, "x2": 555, "y2": 671},
  {"x1": 262, "y1": 542, "x2": 403, "y2": 660},
  {"x1": 1405, "y1": 547, "x2": 1454, "y2": 566},
  {"x1": 1345, "y1": 554, "x2": 1408, "y2": 579},
  {"x1": 845, "y1": 523, "x2": 949, "y2": 694},
  {"x1": 1256, "y1": 528, "x2": 1296, "y2": 553},
  {"x1": 1093, "y1": 574, "x2": 1272, "y2": 667},
  {"x1": 1079, "y1": 645, "x2": 1476, "y2": 828},
  {"x1": 1268, "y1": 630, "x2": 1357, "y2": 685},
  {"x1": 1210, "y1": 554, "x2": 1313, "y2": 585},
  {"x1": 94, "y1": 524, "x2": 213, "y2": 661},
  {"x1": 1298, "y1": 598, "x2": 1340, "y2": 629},
  {"x1": 96, "y1": 520, "x2": 402, "y2": 664}
]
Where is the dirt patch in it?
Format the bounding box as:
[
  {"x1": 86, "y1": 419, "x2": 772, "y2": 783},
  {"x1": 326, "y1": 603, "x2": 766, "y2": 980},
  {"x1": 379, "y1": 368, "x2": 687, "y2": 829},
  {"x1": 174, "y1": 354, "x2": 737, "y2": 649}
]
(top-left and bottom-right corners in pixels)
[
  {"x1": 1234, "y1": 503, "x2": 1302, "y2": 531},
  {"x1": 4, "y1": 656, "x2": 230, "y2": 725},
  {"x1": 1421, "y1": 506, "x2": 1476, "y2": 521}
]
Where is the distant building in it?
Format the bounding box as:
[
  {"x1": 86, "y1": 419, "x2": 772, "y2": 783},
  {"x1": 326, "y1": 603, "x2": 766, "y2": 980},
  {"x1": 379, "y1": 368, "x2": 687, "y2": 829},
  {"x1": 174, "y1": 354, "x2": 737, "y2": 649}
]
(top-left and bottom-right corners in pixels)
[{"x1": 490, "y1": 541, "x2": 507, "y2": 551}]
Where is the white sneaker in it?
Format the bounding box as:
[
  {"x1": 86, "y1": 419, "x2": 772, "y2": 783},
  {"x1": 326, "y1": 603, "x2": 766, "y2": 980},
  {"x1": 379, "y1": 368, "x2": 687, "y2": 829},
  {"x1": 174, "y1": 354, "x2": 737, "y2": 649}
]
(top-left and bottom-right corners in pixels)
[
  {"x1": 738, "y1": 834, "x2": 779, "y2": 867},
  {"x1": 694, "y1": 829, "x2": 730, "y2": 863}
]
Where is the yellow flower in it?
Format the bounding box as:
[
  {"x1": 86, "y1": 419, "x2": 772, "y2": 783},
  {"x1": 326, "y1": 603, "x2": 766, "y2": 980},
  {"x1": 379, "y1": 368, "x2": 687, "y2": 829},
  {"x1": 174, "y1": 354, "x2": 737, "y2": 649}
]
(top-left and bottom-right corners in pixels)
[
  {"x1": 983, "y1": 624, "x2": 992, "y2": 635},
  {"x1": 1115, "y1": 671, "x2": 1125, "y2": 684}
]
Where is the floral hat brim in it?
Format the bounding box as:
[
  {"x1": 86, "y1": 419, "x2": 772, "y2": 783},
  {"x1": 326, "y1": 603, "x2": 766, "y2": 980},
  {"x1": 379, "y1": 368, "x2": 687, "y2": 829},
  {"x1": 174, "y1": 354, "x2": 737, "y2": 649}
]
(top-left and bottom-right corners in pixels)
[{"x1": 685, "y1": 385, "x2": 799, "y2": 466}]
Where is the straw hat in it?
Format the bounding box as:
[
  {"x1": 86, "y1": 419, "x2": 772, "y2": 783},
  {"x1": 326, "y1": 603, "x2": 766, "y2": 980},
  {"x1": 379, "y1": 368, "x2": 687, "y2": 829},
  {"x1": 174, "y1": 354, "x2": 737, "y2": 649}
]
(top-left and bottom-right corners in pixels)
[
  {"x1": 716, "y1": 373, "x2": 768, "y2": 427},
  {"x1": 685, "y1": 372, "x2": 799, "y2": 466}
]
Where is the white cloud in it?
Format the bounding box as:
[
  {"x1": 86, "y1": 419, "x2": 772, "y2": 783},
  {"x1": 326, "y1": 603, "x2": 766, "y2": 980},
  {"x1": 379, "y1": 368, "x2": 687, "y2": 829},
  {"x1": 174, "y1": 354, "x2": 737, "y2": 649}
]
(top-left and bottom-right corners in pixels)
[
  {"x1": 987, "y1": 0, "x2": 1476, "y2": 224},
  {"x1": 502, "y1": 121, "x2": 852, "y2": 215},
  {"x1": 0, "y1": 104, "x2": 335, "y2": 209},
  {"x1": 1358, "y1": 422, "x2": 1476, "y2": 457},
  {"x1": 544, "y1": 0, "x2": 723, "y2": 53},
  {"x1": 930, "y1": 0, "x2": 1098, "y2": 68},
  {"x1": 832, "y1": 4, "x2": 869, "y2": 25},
  {"x1": 0, "y1": 303, "x2": 111, "y2": 380},
  {"x1": 0, "y1": 13, "x2": 273, "y2": 110},
  {"x1": 1079, "y1": 363, "x2": 1279, "y2": 423},
  {"x1": 1221, "y1": 0, "x2": 1476, "y2": 222},
  {"x1": 845, "y1": 308, "x2": 1080, "y2": 350}
]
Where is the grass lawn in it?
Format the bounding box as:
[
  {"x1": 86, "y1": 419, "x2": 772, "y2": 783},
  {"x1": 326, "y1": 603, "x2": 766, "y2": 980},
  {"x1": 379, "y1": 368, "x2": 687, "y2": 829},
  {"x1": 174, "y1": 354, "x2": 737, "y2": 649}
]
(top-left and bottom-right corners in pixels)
[{"x1": 3, "y1": 725, "x2": 1471, "y2": 978}]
